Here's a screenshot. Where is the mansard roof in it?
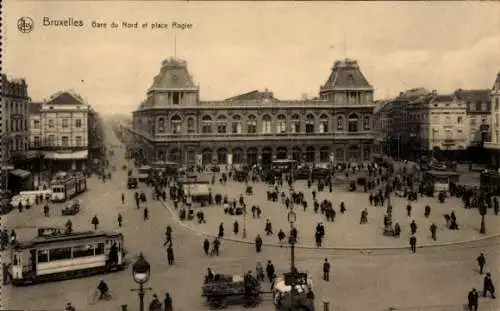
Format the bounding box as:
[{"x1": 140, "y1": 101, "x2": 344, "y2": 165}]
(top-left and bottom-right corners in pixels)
[
  {"x1": 28, "y1": 102, "x2": 42, "y2": 114},
  {"x1": 45, "y1": 91, "x2": 85, "y2": 106},
  {"x1": 454, "y1": 89, "x2": 491, "y2": 103},
  {"x1": 149, "y1": 58, "x2": 198, "y2": 91},
  {"x1": 321, "y1": 59, "x2": 372, "y2": 91}
]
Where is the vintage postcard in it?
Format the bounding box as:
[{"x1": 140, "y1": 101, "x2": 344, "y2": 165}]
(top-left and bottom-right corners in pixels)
[{"x1": 1, "y1": 1, "x2": 500, "y2": 311}]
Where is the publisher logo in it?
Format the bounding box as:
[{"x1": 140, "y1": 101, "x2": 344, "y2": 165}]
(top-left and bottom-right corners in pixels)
[{"x1": 17, "y1": 17, "x2": 34, "y2": 33}]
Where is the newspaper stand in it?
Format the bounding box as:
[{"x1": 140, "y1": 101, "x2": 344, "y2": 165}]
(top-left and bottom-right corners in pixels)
[{"x1": 201, "y1": 274, "x2": 262, "y2": 309}]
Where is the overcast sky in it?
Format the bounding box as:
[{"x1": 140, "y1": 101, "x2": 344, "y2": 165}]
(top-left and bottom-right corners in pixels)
[{"x1": 4, "y1": 1, "x2": 500, "y2": 115}]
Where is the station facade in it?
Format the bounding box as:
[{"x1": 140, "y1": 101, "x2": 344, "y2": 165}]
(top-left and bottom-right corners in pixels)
[{"x1": 122, "y1": 57, "x2": 376, "y2": 167}]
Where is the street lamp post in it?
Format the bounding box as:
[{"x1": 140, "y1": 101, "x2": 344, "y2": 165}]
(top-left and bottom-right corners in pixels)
[{"x1": 131, "y1": 252, "x2": 152, "y2": 311}]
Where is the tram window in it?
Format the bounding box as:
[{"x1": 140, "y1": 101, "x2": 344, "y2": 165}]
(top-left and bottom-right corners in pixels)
[
  {"x1": 95, "y1": 243, "x2": 105, "y2": 255},
  {"x1": 73, "y1": 244, "x2": 95, "y2": 258},
  {"x1": 49, "y1": 247, "x2": 72, "y2": 261},
  {"x1": 38, "y1": 250, "x2": 49, "y2": 263},
  {"x1": 13, "y1": 255, "x2": 19, "y2": 265}
]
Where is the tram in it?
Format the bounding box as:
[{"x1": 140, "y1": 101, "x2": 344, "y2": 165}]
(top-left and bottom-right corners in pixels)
[
  {"x1": 50, "y1": 172, "x2": 87, "y2": 202},
  {"x1": 10, "y1": 229, "x2": 125, "y2": 286}
]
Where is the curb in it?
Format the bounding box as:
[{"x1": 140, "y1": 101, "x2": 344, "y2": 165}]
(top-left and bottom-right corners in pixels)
[{"x1": 159, "y1": 200, "x2": 500, "y2": 251}]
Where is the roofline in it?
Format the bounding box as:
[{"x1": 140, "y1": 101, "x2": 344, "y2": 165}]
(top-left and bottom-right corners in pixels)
[{"x1": 320, "y1": 87, "x2": 373, "y2": 92}]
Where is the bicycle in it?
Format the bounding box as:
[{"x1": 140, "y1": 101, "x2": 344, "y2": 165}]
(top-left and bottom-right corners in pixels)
[{"x1": 89, "y1": 289, "x2": 112, "y2": 304}]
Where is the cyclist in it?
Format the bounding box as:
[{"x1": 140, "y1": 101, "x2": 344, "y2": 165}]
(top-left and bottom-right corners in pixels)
[{"x1": 97, "y1": 279, "x2": 110, "y2": 300}]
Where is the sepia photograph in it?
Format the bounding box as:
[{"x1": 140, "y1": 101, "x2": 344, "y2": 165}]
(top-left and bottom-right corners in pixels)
[{"x1": 1, "y1": 1, "x2": 500, "y2": 311}]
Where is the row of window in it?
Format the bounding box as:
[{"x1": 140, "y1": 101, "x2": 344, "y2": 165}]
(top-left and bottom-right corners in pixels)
[
  {"x1": 159, "y1": 145, "x2": 371, "y2": 164},
  {"x1": 33, "y1": 118, "x2": 83, "y2": 129},
  {"x1": 37, "y1": 243, "x2": 105, "y2": 263},
  {"x1": 151, "y1": 114, "x2": 371, "y2": 134},
  {"x1": 5, "y1": 118, "x2": 28, "y2": 132},
  {"x1": 8, "y1": 137, "x2": 28, "y2": 152},
  {"x1": 32, "y1": 135, "x2": 84, "y2": 147},
  {"x1": 5, "y1": 100, "x2": 27, "y2": 114}
]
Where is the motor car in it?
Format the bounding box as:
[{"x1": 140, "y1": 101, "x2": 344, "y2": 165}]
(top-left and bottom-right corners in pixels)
[{"x1": 127, "y1": 176, "x2": 138, "y2": 189}]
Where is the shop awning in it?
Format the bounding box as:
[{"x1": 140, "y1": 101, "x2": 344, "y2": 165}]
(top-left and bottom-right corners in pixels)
[
  {"x1": 43, "y1": 150, "x2": 88, "y2": 160},
  {"x1": 9, "y1": 169, "x2": 31, "y2": 179}
]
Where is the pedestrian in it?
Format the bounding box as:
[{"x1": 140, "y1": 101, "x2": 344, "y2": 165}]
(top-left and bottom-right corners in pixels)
[
  {"x1": 166, "y1": 245, "x2": 174, "y2": 265},
  {"x1": 277, "y1": 229, "x2": 286, "y2": 247},
  {"x1": 121, "y1": 193, "x2": 125, "y2": 204},
  {"x1": 117, "y1": 213, "x2": 123, "y2": 227},
  {"x1": 410, "y1": 220, "x2": 417, "y2": 235},
  {"x1": 323, "y1": 258, "x2": 330, "y2": 281},
  {"x1": 477, "y1": 253, "x2": 486, "y2": 274},
  {"x1": 255, "y1": 234, "x2": 263, "y2": 253},
  {"x1": 424, "y1": 205, "x2": 431, "y2": 218},
  {"x1": 164, "y1": 292, "x2": 173, "y2": 311},
  {"x1": 211, "y1": 237, "x2": 220, "y2": 256},
  {"x1": 468, "y1": 288, "x2": 479, "y2": 311},
  {"x1": 149, "y1": 294, "x2": 162, "y2": 311},
  {"x1": 483, "y1": 273, "x2": 496, "y2": 298},
  {"x1": 256, "y1": 261, "x2": 265, "y2": 281},
  {"x1": 91, "y1": 215, "x2": 99, "y2": 230},
  {"x1": 65, "y1": 302, "x2": 76, "y2": 311},
  {"x1": 203, "y1": 238, "x2": 210, "y2": 255},
  {"x1": 233, "y1": 221, "x2": 239, "y2": 235},
  {"x1": 218, "y1": 223, "x2": 224, "y2": 238},
  {"x1": 409, "y1": 235, "x2": 417, "y2": 253},
  {"x1": 430, "y1": 223, "x2": 437, "y2": 241},
  {"x1": 406, "y1": 204, "x2": 412, "y2": 217},
  {"x1": 266, "y1": 260, "x2": 275, "y2": 283},
  {"x1": 144, "y1": 207, "x2": 149, "y2": 220}
]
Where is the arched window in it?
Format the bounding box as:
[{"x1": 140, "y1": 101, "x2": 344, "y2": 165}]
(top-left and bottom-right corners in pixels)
[
  {"x1": 247, "y1": 147, "x2": 258, "y2": 166},
  {"x1": 157, "y1": 148, "x2": 165, "y2": 161},
  {"x1": 217, "y1": 115, "x2": 227, "y2": 134},
  {"x1": 348, "y1": 114, "x2": 359, "y2": 133},
  {"x1": 305, "y1": 147, "x2": 315, "y2": 162},
  {"x1": 319, "y1": 114, "x2": 329, "y2": 133},
  {"x1": 202, "y1": 148, "x2": 212, "y2": 165},
  {"x1": 276, "y1": 147, "x2": 288, "y2": 160},
  {"x1": 262, "y1": 115, "x2": 272, "y2": 134},
  {"x1": 169, "y1": 148, "x2": 180, "y2": 163},
  {"x1": 363, "y1": 115, "x2": 371, "y2": 130},
  {"x1": 217, "y1": 148, "x2": 228, "y2": 164},
  {"x1": 247, "y1": 115, "x2": 257, "y2": 133},
  {"x1": 201, "y1": 115, "x2": 212, "y2": 134},
  {"x1": 232, "y1": 115, "x2": 242, "y2": 134},
  {"x1": 232, "y1": 148, "x2": 243, "y2": 164},
  {"x1": 187, "y1": 117, "x2": 195, "y2": 133},
  {"x1": 158, "y1": 117, "x2": 165, "y2": 133},
  {"x1": 171, "y1": 115, "x2": 182, "y2": 134},
  {"x1": 292, "y1": 147, "x2": 301, "y2": 161},
  {"x1": 305, "y1": 114, "x2": 315, "y2": 133},
  {"x1": 291, "y1": 114, "x2": 300, "y2": 133},
  {"x1": 319, "y1": 146, "x2": 330, "y2": 162},
  {"x1": 336, "y1": 115, "x2": 344, "y2": 131},
  {"x1": 277, "y1": 115, "x2": 286, "y2": 133}
]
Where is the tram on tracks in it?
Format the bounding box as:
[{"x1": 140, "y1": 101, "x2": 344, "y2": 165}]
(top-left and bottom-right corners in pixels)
[
  {"x1": 10, "y1": 228, "x2": 125, "y2": 286},
  {"x1": 50, "y1": 172, "x2": 87, "y2": 202}
]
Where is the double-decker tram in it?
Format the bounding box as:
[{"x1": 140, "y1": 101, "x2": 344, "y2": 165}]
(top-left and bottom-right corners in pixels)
[
  {"x1": 10, "y1": 228, "x2": 125, "y2": 286},
  {"x1": 50, "y1": 172, "x2": 87, "y2": 202}
]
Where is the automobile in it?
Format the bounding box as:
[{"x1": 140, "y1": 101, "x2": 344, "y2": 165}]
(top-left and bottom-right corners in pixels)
[
  {"x1": 127, "y1": 176, "x2": 138, "y2": 189},
  {"x1": 62, "y1": 200, "x2": 80, "y2": 216}
]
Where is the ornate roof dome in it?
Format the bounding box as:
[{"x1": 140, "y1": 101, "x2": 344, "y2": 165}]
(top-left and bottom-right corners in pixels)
[{"x1": 149, "y1": 57, "x2": 198, "y2": 91}]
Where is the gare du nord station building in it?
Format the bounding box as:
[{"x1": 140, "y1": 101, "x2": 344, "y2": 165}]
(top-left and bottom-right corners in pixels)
[{"x1": 122, "y1": 57, "x2": 376, "y2": 167}]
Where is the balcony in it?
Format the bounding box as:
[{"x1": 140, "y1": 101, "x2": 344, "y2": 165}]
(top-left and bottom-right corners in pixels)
[{"x1": 150, "y1": 131, "x2": 375, "y2": 142}]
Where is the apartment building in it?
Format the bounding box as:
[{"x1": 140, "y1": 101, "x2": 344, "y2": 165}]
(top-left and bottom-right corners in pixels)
[
  {"x1": 1, "y1": 74, "x2": 30, "y2": 166},
  {"x1": 35, "y1": 91, "x2": 90, "y2": 171},
  {"x1": 485, "y1": 72, "x2": 500, "y2": 167}
]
